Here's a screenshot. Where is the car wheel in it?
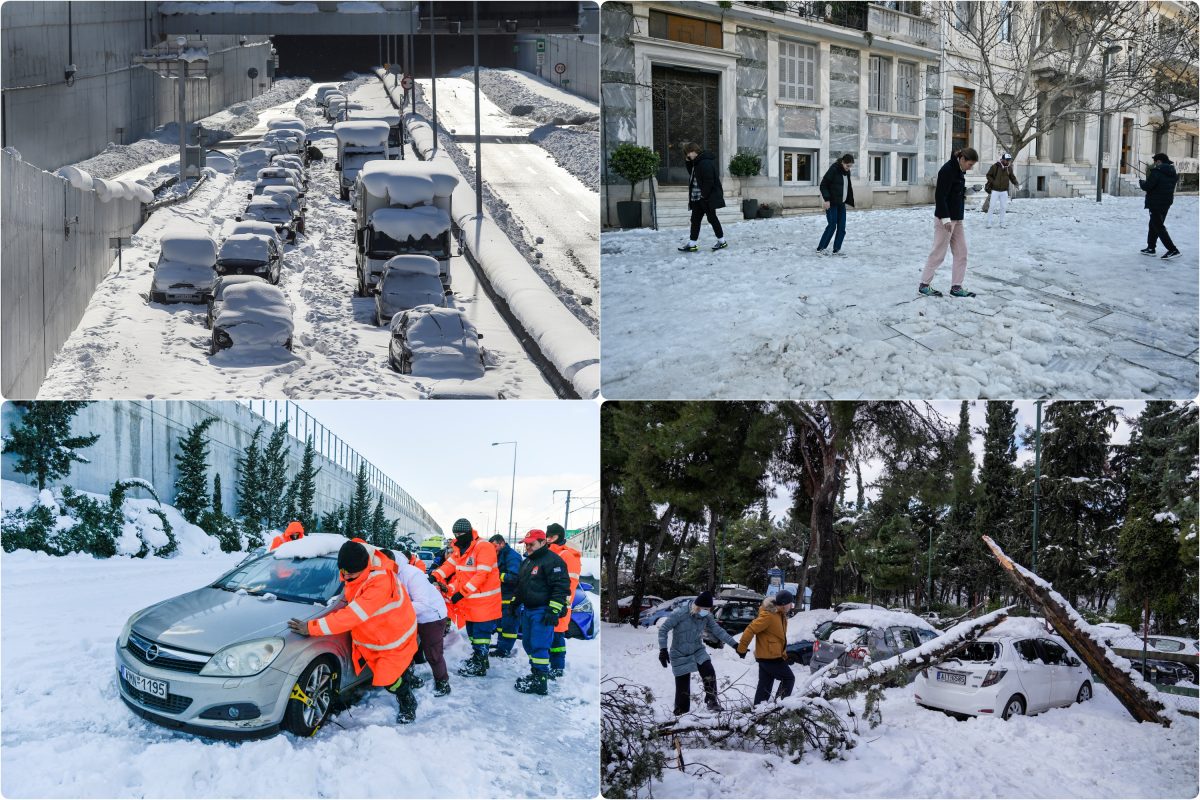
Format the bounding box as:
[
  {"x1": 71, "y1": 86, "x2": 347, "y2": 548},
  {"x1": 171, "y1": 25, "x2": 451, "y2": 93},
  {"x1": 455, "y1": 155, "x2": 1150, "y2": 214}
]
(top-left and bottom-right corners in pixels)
[
  {"x1": 150, "y1": 290, "x2": 166, "y2": 304},
  {"x1": 282, "y1": 657, "x2": 337, "y2": 737},
  {"x1": 205, "y1": 305, "x2": 214, "y2": 329},
  {"x1": 339, "y1": 186, "x2": 349, "y2": 201},
  {"x1": 375, "y1": 310, "x2": 384, "y2": 327},
  {"x1": 567, "y1": 619, "x2": 583, "y2": 640},
  {"x1": 1000, "y1": 695, "x2": 1026, "y2": 720},
  {"x1": 357, "y1": 271, "x2": 368, "y2": 298},
  {"x1": 399, "y1": 353, "x2": 412, "y2": 374},
  {"x1": 1076, "y1": 681, "x2": 1092, "y2": 704}
]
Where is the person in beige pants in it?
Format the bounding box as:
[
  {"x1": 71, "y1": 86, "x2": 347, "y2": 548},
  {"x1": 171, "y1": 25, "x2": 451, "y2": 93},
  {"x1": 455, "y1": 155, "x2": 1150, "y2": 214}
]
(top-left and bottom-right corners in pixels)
[{"x1": 919, "y1": 148, "x2": 978, "y2": 298}]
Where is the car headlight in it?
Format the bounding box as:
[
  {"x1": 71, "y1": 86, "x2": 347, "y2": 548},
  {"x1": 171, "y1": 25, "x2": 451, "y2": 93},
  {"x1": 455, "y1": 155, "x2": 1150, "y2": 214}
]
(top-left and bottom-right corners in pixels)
[
  {"x1": 118, "y1": 614, "x2": 139, "y2": 648},
  {"x1": 200, "y1": 637, "x2": 284, "y2": 677},
  {"x1": 574, "y1": 600, "x2": 593, "y2": 615}
]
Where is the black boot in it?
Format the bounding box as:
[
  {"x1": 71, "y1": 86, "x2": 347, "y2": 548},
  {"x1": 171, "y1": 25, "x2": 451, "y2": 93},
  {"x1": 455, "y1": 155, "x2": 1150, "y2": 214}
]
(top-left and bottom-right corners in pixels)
[
  {"x1": 514, "y1": 670, "x2": 549, "y2": 695},
  {"x1": 403, "y1": 667, "x2": 425, "y2": 689},
  {"x1": 457, "y1": 651, "x2": 488, "y2": 677},
  {"x1": 394, "y1": 682, "x2": 418, "y2": 724},
  {"x1": 549, "y1": 667, "x2": 564, "y2": 679},
  {"x1": 433, "y1": 678, "x2": 452, "y2": 697},
  {"x1": 703, "y1": 675, "x2": 720, "y2": 712}
]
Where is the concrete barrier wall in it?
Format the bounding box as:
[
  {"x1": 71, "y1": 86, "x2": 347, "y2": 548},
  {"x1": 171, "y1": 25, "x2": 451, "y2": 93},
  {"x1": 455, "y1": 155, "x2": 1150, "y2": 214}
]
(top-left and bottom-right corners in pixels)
[
  {"x1": 545, "y1": 34, "x2": 599, "y2": 102},
  {"x1": 1, "y1": 1, "x2": 272, "y2": 171},
  {"x1": 1, "y1": 149, "x2": 144, "y2": 398},
  {"x1": 0, "y1": 401, "x2": 443, "y2": 539}
]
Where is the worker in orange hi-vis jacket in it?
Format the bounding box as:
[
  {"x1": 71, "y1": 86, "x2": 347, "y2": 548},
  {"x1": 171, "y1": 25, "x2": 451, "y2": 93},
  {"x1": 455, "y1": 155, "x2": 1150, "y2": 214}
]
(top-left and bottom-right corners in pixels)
[
  {"x1": 428, "y1": 518, "x2": 502, "y2": 677},
  {"x1": 287, "y1": 540, "x2": 420, "y2": 724},
  {"x1": 546, "y1": 523, "x2": 582, "y2": 678},
  {"x1": 269, "y1": 520, "x2": 305, "y2": 551}
]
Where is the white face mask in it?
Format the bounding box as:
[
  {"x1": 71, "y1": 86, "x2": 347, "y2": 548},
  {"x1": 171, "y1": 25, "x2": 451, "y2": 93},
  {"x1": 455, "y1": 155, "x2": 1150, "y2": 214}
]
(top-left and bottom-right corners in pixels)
[{"x1": 696, "y1": 609, "x2": 710, "y2": 617}]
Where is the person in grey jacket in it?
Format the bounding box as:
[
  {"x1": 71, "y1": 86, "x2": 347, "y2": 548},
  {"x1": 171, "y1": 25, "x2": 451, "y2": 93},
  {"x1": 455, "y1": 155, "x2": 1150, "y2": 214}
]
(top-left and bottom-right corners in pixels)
[{"x1": 657, "y1": 591, "x2": 739, "y2": 714}]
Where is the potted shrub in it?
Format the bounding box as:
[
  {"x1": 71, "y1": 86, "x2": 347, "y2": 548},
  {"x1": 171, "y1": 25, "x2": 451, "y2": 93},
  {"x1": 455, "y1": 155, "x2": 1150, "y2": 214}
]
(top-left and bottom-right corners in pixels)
[
  {"x1": 608, "y1": 143, "x2": 660, "y2": 229},
  {"x1": 729, "y1": 150, "x2": 763, "y2": 219},
  {"x1": 758, "y1": 201, "x2": 782, "y2": 219}
]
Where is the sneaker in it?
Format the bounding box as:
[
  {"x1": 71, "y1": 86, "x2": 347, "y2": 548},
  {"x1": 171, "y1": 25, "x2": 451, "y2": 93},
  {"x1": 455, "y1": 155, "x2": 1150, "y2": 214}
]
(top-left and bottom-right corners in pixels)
[
  {"x1": 949, "y1": 285, "x2": 977, "y2": 298},
  {"x1": 918, "y1": 284, "x2": 943, "y2": 297},
  {"x1": 816, "y1": 248, "x2": 830, "y2": 256},
  {"x1": 1140, "y1": 247, "x2": 1157, "y2": 256},
  {"x1": 677, "y1": 244, "x2": 698, "y2": 252},
  {"x1": 433, "y1": 679, "x2": 452, "y2": 697},
  {"x1": 712, "y1": 240, "x2": 729, "y2": 251},
  {"x1": 1162, "y1": 250, "x2": 1182, "y2": 260},
  {"x1": 831, "y1": 250, "x2": 846, "y2": 256}
]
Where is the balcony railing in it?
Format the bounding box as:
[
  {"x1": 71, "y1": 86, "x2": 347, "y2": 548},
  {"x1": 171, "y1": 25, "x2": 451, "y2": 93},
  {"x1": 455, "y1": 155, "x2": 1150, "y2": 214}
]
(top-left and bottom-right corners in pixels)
[
  {"x1": 743, "y1": 1, "x2": 868, "y2": 32},
  {"x1": 868, "y1": 4, "x2": 939, "y2": 48},
  {"x1": 741, "y1": 2, "x2": 939, "y2": 49}
]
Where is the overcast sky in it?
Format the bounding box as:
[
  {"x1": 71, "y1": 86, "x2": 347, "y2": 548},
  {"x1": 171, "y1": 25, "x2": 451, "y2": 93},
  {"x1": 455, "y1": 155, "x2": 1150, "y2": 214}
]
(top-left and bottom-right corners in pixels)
[
  {"x1": 766, "y1": 400, "x2": 1147, "y2": 520},
  {"x1": 296, "y1": 401, "x2": 599, "y2": 540}
]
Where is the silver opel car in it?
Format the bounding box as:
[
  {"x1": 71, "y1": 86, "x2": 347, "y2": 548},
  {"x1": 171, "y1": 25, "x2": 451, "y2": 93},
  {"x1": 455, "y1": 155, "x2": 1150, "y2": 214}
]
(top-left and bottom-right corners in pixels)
[{"x1": 115, "y1": 549, "x2": 372, "y2": 739}]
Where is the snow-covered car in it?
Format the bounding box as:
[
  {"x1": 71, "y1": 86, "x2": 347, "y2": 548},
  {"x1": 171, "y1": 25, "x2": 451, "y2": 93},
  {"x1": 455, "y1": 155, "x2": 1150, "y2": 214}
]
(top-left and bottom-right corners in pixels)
[
  {"x1": 567, "y1": 583, "x2": 596, "y2": 640},
  {"x1": 326, "y1": 98, "x2": 348, "y2": 122},
  {"x1": 913, "y1": 619, "x2": 1092, "y2": 720},
  {"x1": 149, "y1": 229, "x2": 218, "y2": 304},
  {"x1": 639, "y1": 596, "x2": 696, "y2": 628},
  {"x1": 615, "y1": 594, "x2": 665, "y2": 623},
  {"x1": 115, "y1": 536, "x2": 373, "y2": 739},
  {"x1": 251, "y1": 175, "x2": 301, "y2": 198},
  {"x1": 266, "y1": 116, "x2": 306, "y2": 134},
  {"x1": 216, "y1": 233, "x2": 282, "y2": 284},
  {"x1": 228, "y1": 219, "x2": 285, "y2": 248},
  {"x1": 424, "y1": 380, "x2": 505, "y2": 400},
  {"x1": 314, "y1": 84, "x2": 341, "y2": 107},
  {"x1": 239, "y1": 196, "x2": 299, "y2": 242},
  {"x1": 236, "y1": 146, "x2": 278, "y2": 174},
  {"x1": 258, "y1": 165, "x2": 306, "y2": 189},
  {"x1": 386, "y1": 305, "x2": 484, "y2": 379},
  {"x1": 206, "y1": 274, "x2": 268, "y2": 329},
  {"x1": 211, "y1": 282, "x2": 294, "y2": 354},
  {"x1": 270, "y1": 154, "x2": 306, "y2": 176},
  {"x1": 261, "y1": 130, "x2": 304, "y2": 155},
  {"x1": 374, "y1": 256, "x2": 453, "y2": 327},
  {"x1": 809, "y1": 608, "x2": 940, "y2": 679}
]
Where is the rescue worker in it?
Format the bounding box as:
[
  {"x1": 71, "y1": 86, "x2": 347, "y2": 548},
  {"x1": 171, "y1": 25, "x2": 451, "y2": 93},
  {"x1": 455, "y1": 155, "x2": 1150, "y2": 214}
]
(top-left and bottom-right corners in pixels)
[
  {"x1": 269, "y1": 520, "x2": 305, "y2": 551},
  {"x1": 488, "y1": 534, "x2": 524, "y2": 658},
  {"x1": 546, "y1": 523, "x2": 581, "y2": 678},
  {"x1": 512, "y1": 529, "x2": 570, "y2": 695},
  {"x1": 401, "y1": 547, "x2": 427, "y2": 574},
  {"x1": 382, "y1": 548, "x2": 452, "y2": 696},
  {"x1": 429, "y1": 518, "x2": 502, "y2": 677},
  {"x1": 287, "y1": 540, "x2": 420, "y2": 724}
]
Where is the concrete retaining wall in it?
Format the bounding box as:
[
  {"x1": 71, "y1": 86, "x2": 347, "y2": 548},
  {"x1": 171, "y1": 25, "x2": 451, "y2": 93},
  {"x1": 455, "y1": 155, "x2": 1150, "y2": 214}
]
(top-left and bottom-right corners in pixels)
[{"x1": 515, "y1": 34, "x2": 599, "y2": 102}]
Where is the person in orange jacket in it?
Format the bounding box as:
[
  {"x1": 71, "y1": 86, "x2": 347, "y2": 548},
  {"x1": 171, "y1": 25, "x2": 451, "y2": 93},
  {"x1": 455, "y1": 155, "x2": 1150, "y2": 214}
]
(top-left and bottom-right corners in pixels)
[
  {"x1": 269, "y1": 520, "x2": 305, "y2": 551},
  {"x1": 401, "y1": 547, "x2": 427, "y2": 574},
  {"x1": 429, "y1": 518, "x2": 502, "y2": 677},
  {"x1": 547, "y1": 523, "x2": 582, "y2": 677},
  {"x1": 287, "y1": 540, "x2": 421, "y2": 724}
]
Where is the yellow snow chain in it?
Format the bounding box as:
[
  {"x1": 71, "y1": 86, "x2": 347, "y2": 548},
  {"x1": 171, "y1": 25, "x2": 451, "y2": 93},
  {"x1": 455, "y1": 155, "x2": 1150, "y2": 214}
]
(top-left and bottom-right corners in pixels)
[{"x1": 290, "y1": 683, "x2": 312, "y2": 705}]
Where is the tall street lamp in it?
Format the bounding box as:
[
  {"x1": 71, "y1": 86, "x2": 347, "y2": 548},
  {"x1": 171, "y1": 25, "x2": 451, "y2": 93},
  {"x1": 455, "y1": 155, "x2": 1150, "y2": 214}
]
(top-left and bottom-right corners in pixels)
[
  {"x1": 1096, "y1": 40, "x2": 1124, "y2": 202},
  {"x1": 492, "y1": 441, "x2": 517, "y2": 537},
  {"x1": 483, "y1": 489, "x2": 499, "y2": 536}
]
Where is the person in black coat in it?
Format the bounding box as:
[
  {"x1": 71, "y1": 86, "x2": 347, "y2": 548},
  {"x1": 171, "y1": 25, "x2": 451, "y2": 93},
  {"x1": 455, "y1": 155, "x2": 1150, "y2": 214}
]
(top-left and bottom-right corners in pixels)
[
  {"x1": 678, "y1": 142, "x2": 728, "y2": 252},
  {"x1": 919, "y1": 147, "x2": 978, "y2": 297},
  {"x1": 1139, "y1": 153, "x2": 1181, "y2": 260},
  {"x1": 816, "y1": 153, "x2": 856, "y2": 255}
]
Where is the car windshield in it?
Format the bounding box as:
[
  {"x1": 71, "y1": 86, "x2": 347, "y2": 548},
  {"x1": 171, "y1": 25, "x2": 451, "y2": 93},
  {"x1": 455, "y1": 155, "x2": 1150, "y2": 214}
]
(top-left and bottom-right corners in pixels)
[
  {"x1": 249, "y1": 207, "x2": 291, "y2": 223},
  {"x1": 212, "y1": 554, "x2": 342, "y2": 604},
  {"x1": 370, "y1": 232, "x2": 448, "y2": 258}
]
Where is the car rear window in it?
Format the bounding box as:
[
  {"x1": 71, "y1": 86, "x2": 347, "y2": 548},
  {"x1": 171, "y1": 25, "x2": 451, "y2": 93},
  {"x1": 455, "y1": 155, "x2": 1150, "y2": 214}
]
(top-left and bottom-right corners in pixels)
[
  {"x1": 827, "y1": 624, "x2": 869, "y2": 645},
  {"x1": 957, "y1": 641, "x2": 1000, "y2": 662},
  {"x1": 213, "y1": 554, "x2": 343, "y2": 604}
]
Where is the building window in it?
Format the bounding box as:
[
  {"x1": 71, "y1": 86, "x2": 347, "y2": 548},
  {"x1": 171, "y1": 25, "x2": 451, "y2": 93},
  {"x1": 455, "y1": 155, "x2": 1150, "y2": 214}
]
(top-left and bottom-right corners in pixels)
[
  {"x1": 896, "y1": 61, "x2": 918, "y2": 114},
  {"x1": 648, "y1": 10, "x2": 723, "y2": 49},
  {"x1": 1191, "y1": 135, "x2": 1198, "y2": 159},
  {"x1": 869, "y1": 56, "x2": 892, "y2": 112},
  {"x1": 954, "y1": 1, "x2": 973, "y2": 32},
  {"x1": 781, "y1": 149, "x2": 817, "y2": 185},
  {"x1": 899, "y1": 154, "x2": 916, "y2": 183},
  {"x1": 869, "y1": 152, "x2": 890, "y2": 184},
  {"x1": 779, "y1": 39, "x2": 817, "y2": 102}
]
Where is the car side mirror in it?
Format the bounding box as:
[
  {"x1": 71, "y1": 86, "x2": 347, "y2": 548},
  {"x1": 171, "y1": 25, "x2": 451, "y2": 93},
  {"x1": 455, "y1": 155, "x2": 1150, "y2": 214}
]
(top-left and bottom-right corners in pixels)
[{"x1": 234, "y1": 216, "x2": 242, "y2": 222}]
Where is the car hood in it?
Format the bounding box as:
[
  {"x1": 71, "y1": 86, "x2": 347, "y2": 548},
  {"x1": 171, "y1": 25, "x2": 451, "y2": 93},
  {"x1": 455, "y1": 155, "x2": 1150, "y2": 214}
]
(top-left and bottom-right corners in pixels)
[{"x1": 131, "y1": 587, "x2": 324, "y2": 654}]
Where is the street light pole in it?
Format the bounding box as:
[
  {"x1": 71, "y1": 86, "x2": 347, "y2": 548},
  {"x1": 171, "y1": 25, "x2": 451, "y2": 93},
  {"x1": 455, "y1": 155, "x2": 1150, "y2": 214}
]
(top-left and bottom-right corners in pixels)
[
  {"x1": 1096, "y1": 41, "x2": 1123, "y2": 202},
  {"x1": 473, "y1": 0, "x2": 483, "y2": 217},
  {"x1": 483, "y1": 489, "x2": 499, "y2": 536},
  {"x1": 429, "y1": 0, "x2": 437, "y2": 154},
  {"x1": 492, "y1": 441, "x2": 517, "y2": 538},
  {"x1": 1032, "y1": 400, "x2": 1043, "y2": 573},
  {"x1": 553, "y1": 489, "x2": 573, "y2": 530},
  {"x1": 176, "y1": 37, "x2": 187, "y2": 183}
]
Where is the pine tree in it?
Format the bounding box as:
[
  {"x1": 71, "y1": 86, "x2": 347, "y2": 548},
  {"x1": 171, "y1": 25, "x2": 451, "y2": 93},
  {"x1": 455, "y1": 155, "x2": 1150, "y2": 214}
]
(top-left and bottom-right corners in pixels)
[
  {"x1": 173, "y1": 417, "x2": 217, "y2": 526},
  {"x1": 2, "y1": 402, "x2": 100, "y2": 490},
  {"x1": 293, "y1": 435, "x2": 320, "y2": 532},
  {"x1": 370, "y1": 495, "x2": 395, "y2": 548},
  {"x1": 320, "y1": 504, "x2": 346, "y2": 534},
  {"x1": 345, "y1": 462, "x2": 372, "y2": 537},
  {"x1": 237, "y1": 426, "x2": 266, "y2": 545},
  {"x1": 260, "y1": 426, "x2": 292, "y2": 528},
  {"x1": 212, "y1": 473, "x2": 224, "y2": 518},
  {"x1": 1117, "y1": 504, "x2": 1184, "y2": 635},
  {"x1": 938, "y1": 401, "x2": 977, "y2": 607},
  {"x1": 972, "y1": 401, "x2": 1019, "y2": 603}
]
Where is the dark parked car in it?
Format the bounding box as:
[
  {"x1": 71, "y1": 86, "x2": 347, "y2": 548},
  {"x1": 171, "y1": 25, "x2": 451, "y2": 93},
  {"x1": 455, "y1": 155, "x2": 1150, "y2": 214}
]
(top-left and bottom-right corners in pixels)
[
  {"x1": 702, "y1": 601, "x2": 762, "y2": 647},
  {"x1": 615, "y1": 595, "x2": 664, "y2": 623},
  {"x1": 785, "y1": 639, "x2": 815, "y2": 666},
  {"x1": 809, "y1": 609, "x2": 940, "y2": 680}
]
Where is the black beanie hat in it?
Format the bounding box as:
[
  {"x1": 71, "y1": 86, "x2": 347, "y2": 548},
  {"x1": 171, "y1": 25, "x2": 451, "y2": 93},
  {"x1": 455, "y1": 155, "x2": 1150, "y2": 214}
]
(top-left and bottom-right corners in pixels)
[
  {"x1": 452, "y1": 518, "x2": 472, "y2": 534},
  {"x1": 694, "y1": 591, "x2": 714, "y2": 608},
  {"x1": 337, "y1": 541, "x2": 369, "y2": 573},
  {"x1": 546, "y1": 522, "x2": 566, "y2": 541}
]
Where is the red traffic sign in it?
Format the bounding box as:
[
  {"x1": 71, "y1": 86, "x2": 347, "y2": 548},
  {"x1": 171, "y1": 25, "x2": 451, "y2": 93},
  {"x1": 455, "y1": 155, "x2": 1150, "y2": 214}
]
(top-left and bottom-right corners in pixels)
[
  {"x1": 400, "y1": 74, "x2": 414, "y2": 90},
  {"x1": 554, "y1": 62, "x2": 567, "y2": 75}
]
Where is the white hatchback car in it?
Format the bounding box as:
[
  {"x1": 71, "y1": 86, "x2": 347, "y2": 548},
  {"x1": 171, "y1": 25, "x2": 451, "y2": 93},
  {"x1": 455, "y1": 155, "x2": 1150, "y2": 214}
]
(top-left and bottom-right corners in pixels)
[{"x1": 914, "y1": 619, "x2": 1092, "y2": 720}]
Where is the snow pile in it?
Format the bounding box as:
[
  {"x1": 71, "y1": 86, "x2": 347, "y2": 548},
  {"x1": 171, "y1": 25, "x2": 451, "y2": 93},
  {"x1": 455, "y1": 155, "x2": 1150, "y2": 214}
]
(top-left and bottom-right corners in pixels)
[
  {"x1": 456, "y1": 66, "x2": 597, "y2": 126},
  {"x1": 333, "y1": 120, "x2": 391, "y2": 147},
  {"x1": 372, "y1": 206, "x2": 451, "y2": 240},
  {"x1": 272, "y1": 531, "x2": 347, "y2": 559},
  {"x1": 160, "y1": 229, "x2": 218, "y2": 264},
  {"x1": 55, "y1": 165, "x2": 94, "y2": 191},
  {"x1": 834, "y1": 607, "x2": 936, "y2": 632},
  {"x1": 384, "y1": 254, "x2": 441, "y2": 277},
  {"x1": 218, "y1": 233, "x2": 273, "y2": 262},
  {"x1": 529, "y1": 122, "x2": 599, "y2": 192}
]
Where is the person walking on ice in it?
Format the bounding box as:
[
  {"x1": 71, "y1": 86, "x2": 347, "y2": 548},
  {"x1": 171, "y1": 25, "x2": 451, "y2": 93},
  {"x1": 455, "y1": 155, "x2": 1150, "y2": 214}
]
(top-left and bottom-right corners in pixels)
[
  {"x1": 985, "y1": 152, "x2": 1018, "y2": 228},
  {"x1": 919, "y1": 147, "x2": 979, "y2": 298},
  {"x1": 678, "y1": 142, "x2": 728, "y2": 252},
  {"x1": 816, "y1": 153, "x2": 856, "y2": 255},
  {"x1": 657, "y1": 591, "x2": 739, "y2": 715}
]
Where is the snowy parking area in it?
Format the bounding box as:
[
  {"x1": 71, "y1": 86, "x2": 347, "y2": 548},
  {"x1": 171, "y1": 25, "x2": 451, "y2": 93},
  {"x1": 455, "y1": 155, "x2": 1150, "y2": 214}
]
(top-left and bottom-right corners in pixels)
[
  {"x1": 600, "y1": 196, "x2": 1199, "y2": 399},
  {"x1": 0, "y1": 550, "x2": 599, "y2": 799},
  {"x1": 603, "y1": 622, "x2": 1199, "y2": 799}
]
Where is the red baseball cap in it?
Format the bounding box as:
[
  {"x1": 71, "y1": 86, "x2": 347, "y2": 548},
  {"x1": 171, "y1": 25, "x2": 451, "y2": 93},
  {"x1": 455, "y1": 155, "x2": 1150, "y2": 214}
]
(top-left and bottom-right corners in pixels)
[{"x1": 521, "y1": 529, "x2": 547, "y2": 544}]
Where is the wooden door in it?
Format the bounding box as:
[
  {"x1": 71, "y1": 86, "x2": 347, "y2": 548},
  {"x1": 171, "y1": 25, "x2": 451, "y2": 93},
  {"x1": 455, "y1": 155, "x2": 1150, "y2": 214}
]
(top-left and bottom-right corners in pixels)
[{"x1": 952, "y1": 87, "x2": 974, "y2": 155}]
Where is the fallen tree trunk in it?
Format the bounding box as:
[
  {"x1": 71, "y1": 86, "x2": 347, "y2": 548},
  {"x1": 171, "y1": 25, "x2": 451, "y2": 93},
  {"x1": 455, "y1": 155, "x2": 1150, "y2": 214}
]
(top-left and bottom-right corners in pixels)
[{"x1": 982, "y1": 535, "x2": 1172, "y2": 727}]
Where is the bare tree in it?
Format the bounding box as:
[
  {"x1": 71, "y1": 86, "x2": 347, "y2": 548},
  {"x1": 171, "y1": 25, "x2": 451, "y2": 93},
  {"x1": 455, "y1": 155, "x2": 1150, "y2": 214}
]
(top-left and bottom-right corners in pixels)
[{"x1": 1117, "y1": 5, "x2": 1199, "y2": 157}]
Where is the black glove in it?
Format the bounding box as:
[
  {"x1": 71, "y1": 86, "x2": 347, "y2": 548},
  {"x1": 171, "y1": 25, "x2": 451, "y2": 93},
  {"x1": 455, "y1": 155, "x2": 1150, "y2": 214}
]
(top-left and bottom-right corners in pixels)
[
  {"x1": 659, "y1": 648, "x2": 670, "y2": 668},
  {"x1": 542, "y1": 606, "x2": 559, "y2": 626},
  {"x1": 450, "y1": 592, "x2": 463, "y2": 604},
  {"x1": 738, "y1": 649, "x2": 747, "y2": 659},
  {"x1": 428, "y1": 574, "x2": 438, "y2": 585}
]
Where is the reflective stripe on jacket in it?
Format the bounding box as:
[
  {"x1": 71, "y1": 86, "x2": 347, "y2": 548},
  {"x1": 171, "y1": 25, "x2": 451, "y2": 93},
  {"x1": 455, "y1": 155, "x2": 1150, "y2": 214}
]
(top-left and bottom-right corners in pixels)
[
  {"x1": 431, "y1": 530, "x2": 502, "y2": 622},
  {"x1": 550, "y1": 542, "x2": 582, "y2": 633}
]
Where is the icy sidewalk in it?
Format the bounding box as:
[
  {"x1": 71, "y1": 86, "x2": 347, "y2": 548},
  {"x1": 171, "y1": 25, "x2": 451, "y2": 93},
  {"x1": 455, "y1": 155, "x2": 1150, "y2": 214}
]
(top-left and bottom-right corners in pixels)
[{"x1": 601, "y1": 196, "x2": 1199, "y2": 399}]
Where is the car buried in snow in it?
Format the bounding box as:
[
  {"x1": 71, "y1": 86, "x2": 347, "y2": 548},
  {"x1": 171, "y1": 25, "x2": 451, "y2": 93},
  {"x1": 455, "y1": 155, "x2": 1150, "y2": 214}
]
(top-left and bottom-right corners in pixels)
[
  {"x1": 215, "y1": 233, "x2": 282, "y2": 285},
  {"x1": 374, "y1": 256, "x2": 453, "y2": 327},
  {"x1": 116, "y1": 536, "x2": 377, "y2": 739},
  {"x1": 387, "y1": 304, "x2": 484, "y2": 379},
  {"x1": 206, "y1": 274, "x2": 268, "y2": 329},
  {"x1": 808, "y1": 608, "x2": 940, "y2": 680},
  {"x1": 913, "y1": 619, "x2": 1093, "y2": 720},
  {"x1": 210, "y1": 282, "x2": 294, "y2": 354},
  {"x1": 149, "y1": 229, "x2": 218, "y2": 304},
  {"x1": 238, "y1": 196, "x2": 300, "y2": 243},
  {"x1": 228, "y1": 219, "x2": 285, "y2": 248}
]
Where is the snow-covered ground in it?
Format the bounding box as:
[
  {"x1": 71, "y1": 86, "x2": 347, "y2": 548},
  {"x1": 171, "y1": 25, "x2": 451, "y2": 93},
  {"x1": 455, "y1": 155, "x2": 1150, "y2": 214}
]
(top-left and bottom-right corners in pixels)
[
  {"x1": 37, "y1": 78, "x2": 557, "y2": 399},
  {"x1": 601, "y1": 196, "x2": 1200, "y2": 399},
  {"x1": 0, "y1": 550, "x2": 599, "y2": 798},
  {"x1": 603, "y1": 622, "x2": 1199, "y2": 799}
]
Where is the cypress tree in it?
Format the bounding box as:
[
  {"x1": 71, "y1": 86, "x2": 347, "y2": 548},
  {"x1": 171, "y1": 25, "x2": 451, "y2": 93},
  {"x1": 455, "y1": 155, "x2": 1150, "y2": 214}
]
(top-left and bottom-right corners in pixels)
[
  {"x1": 973, "y1": 401, "x2": 1019, "y2": 602},
  {"x1": 370, "y1": 495, "x2": 393, "y2": 548},
  {"x1": 346, "y1": 462, "x2": 372, "y2": 537},
  {"x1": 173, "y1": 417, "x2": 218, "y2": 526},
  {"x1": 260, "y1": 426, "x2": 291, "y2": 528},
  {"x1": 3, "y1": 401, "x2": 99, "y2": 490},
  {"x1": 293, "y1": 435, "x2": 320, "y2": 532},
  {"x1": 237, "y1": 426, "x2": 266, "y2": 546}
]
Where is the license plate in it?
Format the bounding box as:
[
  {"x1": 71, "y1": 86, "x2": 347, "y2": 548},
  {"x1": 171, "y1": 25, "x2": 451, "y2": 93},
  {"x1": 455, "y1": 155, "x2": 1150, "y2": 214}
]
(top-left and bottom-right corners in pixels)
[
  {"x1": 121, "y1": 665, "x2": 168, "y2": 699},
  {"x1": 936, "y1": 670, "x2": 967, "y2": 685}
]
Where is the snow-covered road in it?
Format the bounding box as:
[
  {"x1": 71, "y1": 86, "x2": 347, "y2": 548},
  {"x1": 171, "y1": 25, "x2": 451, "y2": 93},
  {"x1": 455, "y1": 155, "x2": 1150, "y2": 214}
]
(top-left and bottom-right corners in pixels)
[
  {"x1": 0, "y1": 550, "x2": 599, "y2": 798},
  {"x1": 601, "y1": 196, "x2": 1200, "y2": 399},
  {"x1": 37, "y1": 79, "x2": 557, "y2": 399},
  {"x1": 603, "y1": 622, "x2": 1199, "y2": 799}
]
